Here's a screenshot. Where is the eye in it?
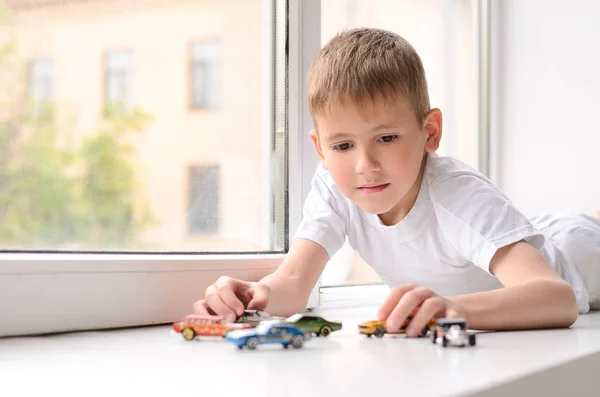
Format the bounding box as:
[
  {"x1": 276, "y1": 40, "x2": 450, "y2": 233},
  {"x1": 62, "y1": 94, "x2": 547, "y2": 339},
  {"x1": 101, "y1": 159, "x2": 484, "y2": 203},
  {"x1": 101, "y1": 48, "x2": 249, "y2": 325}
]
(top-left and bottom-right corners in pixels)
[
  {"x1": 378, "y1": 135, "x2": 397, "y2": 143},
  {"x1": 331, "y1": 142, "x2": 353, "y2": 151}
]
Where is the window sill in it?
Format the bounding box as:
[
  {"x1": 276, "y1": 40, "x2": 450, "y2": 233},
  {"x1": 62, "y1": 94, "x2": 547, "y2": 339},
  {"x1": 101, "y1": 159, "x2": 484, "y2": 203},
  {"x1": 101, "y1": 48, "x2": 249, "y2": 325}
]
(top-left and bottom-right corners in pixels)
[
  {"x1": 2, "y1": 308, "x2": 599, "y2": 396},
  {"x1": 318, "y1": 283, "x2": 389, "y2": 309},
  {"x1": 0, "y1": 253, "x2": 284, "y2": 336}
]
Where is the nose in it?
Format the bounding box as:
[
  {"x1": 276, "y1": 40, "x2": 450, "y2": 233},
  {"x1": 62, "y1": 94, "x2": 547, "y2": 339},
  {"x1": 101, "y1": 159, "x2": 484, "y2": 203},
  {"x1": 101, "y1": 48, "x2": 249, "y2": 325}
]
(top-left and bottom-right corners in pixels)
[{"x1": 355, "y1": 148, "x2": 380, "y2": 174}]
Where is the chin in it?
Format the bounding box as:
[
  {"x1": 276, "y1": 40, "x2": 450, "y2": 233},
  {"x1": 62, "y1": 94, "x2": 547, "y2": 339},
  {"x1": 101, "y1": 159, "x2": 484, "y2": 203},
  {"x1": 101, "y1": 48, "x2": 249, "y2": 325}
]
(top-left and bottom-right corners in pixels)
[{"x1": 357, "y1": 202, "x2": 394, "y2": 215}]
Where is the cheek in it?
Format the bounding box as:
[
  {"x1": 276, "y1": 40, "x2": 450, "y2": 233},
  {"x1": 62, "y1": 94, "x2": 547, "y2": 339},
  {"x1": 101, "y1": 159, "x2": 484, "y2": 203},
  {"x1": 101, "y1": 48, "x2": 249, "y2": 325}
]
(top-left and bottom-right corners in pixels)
[
  {"x1": 384, "y1": 146, "x2": 421, "y2": 177},
  {"x1": 326, "y1": 157, "x2": 354, "y2": 186}
]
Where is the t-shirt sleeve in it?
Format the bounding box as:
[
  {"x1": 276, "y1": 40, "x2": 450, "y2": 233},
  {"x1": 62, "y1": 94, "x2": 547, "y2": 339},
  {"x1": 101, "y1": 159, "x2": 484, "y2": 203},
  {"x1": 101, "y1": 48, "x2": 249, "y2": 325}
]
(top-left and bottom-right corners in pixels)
[
  {"x1": 293, "y1": 169, "x2": 347, "y2": 260},
  {"x1": 430, "y1": 174, "x2": 545, "y2": 275}
]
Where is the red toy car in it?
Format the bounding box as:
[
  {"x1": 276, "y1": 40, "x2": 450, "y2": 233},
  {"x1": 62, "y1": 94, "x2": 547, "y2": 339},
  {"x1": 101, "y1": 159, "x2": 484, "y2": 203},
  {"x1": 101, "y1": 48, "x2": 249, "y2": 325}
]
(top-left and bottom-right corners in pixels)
[{"x1": 173, "y1": 314, "x2": 253, "y2": 341}]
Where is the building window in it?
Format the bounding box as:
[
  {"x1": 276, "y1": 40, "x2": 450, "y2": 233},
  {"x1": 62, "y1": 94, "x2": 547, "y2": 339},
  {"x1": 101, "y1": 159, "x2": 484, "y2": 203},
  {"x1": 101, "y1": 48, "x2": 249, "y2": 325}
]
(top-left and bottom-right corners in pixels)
[
  {"x1": 104, "y1": 51, "x2": 133, "y2": 112},
  {"x1": 190, "y1": 41, "x2": 221, "y2": 109},
  {"x1": 27, "y1": 59, "x2": 54, "y2": 120},
  {"x1": 188, "y1": 165, "x2": 220, "y2": 235}
]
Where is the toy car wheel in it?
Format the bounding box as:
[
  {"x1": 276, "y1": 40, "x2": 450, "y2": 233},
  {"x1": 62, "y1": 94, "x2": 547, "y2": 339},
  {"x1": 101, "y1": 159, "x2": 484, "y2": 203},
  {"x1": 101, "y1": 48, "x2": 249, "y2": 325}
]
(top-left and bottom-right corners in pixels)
[
  {"x1": 374, "y1": 327, "x2": 386, "y2": 338},
  {"x1": 320, "y1": 325, "x2": 332, "y2": 337},
  {"x1": 282, "y1": 343, "x2": 289, "y2": 349},
  {"x1": 442, "y1": 336, "x2": 448, "y2": 347},
  {"x1": 430, "y1": 330, "x2": 437, "y2": 344},
  {"x1": 245, "y1": 337, "x2": 259, "y2": 350},
  {"x1": 469, "y1": 334, "x2": 476, "y2": 346},
  {"x1": 419, "y1": 327, "x2": 429, "y2": 337},
  {"x1": 182, "y1": 328, "x2": 195, "y2": 341},
  {"x1": 291, "y1": 335, "x2": 304, "y2": 349}
]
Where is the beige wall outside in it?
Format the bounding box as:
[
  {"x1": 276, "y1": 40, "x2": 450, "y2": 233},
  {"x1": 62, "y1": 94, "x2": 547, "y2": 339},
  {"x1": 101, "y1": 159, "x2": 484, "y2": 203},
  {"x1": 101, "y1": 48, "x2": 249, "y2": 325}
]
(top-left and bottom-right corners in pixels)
[{"x1": 1, "y1": 0, "x2": 266, "y2": 251}]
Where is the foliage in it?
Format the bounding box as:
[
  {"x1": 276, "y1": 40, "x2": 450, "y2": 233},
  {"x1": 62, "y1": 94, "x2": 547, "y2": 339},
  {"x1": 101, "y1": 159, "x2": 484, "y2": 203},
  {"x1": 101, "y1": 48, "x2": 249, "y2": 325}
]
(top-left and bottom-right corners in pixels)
[{"x1": 0, "y1": 17, "x2": 154, "y2": 249}]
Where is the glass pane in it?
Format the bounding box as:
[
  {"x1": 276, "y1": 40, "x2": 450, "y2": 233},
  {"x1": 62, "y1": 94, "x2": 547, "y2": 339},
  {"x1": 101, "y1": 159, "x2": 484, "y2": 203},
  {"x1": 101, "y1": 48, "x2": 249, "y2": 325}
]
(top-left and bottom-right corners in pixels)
[
  {"x1": 188, "y1": 165, "x2": 220, "y2": 235},
  {"x1": 27, "y1": 58, "x2": 54, "y2": 120},
  {"x1": 320, "y1": 0, "x2": 477, "y2": 286},
  {"x1": 28, "y1": 59, "x2": 53, "y2": 101},
  {"x1": 191, "y1": 41, "x2": 221, "y2": 109},
  {"x1": 105, "y1": 51, "x2": 133, "y2": 108},
  {"x1": 0, "y1": 0, "x2": 285, "y2": 252}
]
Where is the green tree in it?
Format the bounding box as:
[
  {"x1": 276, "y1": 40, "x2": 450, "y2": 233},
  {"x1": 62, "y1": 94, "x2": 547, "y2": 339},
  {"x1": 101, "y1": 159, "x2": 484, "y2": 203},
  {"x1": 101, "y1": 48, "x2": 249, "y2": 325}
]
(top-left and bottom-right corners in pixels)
[
  {"x1": 73, "y1": 104, "x2": 154, "y2": 248},
  {"x1": 0, "y1": 11, "x2": 154, "y2": 250}
]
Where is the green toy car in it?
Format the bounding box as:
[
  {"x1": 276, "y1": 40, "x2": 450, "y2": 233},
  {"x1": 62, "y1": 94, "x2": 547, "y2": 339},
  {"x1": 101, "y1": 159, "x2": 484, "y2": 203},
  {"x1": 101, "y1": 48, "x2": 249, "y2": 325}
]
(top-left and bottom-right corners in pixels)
[{"x1": 282, "y1": 314, "x2": 343, "y2": 337}]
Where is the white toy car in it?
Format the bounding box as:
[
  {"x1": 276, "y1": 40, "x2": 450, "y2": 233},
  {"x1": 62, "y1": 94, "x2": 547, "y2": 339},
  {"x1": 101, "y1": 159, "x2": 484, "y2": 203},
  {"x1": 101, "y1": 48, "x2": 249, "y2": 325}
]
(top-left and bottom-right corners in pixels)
[{"x1": 431, "y1": 318, "x2": 476, "y2": 347}]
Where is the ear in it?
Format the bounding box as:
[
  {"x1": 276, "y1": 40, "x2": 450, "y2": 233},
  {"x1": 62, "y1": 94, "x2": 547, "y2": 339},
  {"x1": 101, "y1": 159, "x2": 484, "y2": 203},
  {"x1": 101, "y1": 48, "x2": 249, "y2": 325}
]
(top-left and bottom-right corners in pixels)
[
  {"x1": 309, "y1": 129, "x2": 327, "y2": 169},
  {"x1": 422, "y1": 108, "x2": 443, "y2": 153}
]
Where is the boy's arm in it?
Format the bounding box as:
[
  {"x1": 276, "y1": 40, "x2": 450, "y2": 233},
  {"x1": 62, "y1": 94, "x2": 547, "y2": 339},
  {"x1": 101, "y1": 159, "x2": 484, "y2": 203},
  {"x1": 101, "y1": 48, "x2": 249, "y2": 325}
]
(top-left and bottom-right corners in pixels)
[
  {"x1": 448, "y1": 240, "x2": 579, "y2": 330},
  {"x1": 260, "y1": 238, "x2": 330, "y2": 316},
  {"x1": 195, "y1": 238, "x2": 329, "y2": 322},
  {"x1": 380, "y1": 240, "x2": 579, "y2": 335}
]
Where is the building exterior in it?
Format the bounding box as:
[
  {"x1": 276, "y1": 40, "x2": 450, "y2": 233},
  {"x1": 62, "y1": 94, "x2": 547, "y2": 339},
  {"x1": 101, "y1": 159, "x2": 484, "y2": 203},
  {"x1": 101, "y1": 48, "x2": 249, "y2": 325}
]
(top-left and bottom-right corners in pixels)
[{"x1": 1, "y1": 0, "x2": 268, "y2": 251}]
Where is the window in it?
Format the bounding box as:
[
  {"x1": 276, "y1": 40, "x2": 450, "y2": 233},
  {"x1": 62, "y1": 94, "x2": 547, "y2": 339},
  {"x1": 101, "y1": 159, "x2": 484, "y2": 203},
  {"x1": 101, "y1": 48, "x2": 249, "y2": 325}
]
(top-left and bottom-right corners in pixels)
[
  {"x1": 0, "y1": 2, "x2": 284, "y2": 254},
  {"x1": 105, "y1": 50, "x2": 133, "y2": 111},
  {"x1": 188, "y1": 165, "x2": 219, "y2": 235},
  {"x1": 190, "y1": 41, "x2": 221, "y2": 109},
  {"x1": 0, "y1": 0, "x2": 291, "y2": 336},
  {"x1": 27, "y1": 58, "x2": 53, "y2": 120}
]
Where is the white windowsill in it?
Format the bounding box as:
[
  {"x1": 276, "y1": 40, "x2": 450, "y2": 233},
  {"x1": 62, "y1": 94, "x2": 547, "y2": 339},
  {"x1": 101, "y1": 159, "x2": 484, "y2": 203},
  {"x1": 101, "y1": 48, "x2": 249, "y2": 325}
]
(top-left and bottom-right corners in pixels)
[
  {"x1": 2, "y1": 308, "x2": 599, "y2": 397},
  {"x1": 0, "y1": 253, "x2": 285, "y2": 337},
  {"x1": 318, "y1": 283, "x2": 390, "y2": 309},
  {"x1": 0, "y1": 252, "x2": 286, "y2": 273}
]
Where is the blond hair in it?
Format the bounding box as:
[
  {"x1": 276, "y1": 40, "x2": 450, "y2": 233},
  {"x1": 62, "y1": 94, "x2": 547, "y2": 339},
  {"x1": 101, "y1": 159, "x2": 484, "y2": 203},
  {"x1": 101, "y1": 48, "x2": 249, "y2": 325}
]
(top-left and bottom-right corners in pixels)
[{"x1": 307, "y1": 28, "x2": 430, "y2": 127}]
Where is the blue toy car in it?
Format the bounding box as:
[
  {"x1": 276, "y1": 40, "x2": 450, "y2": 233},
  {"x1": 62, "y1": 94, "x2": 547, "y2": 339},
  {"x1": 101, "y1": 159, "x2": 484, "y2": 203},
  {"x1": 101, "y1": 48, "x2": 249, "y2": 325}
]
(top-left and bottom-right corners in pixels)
[{"x1": 225, "y1": 322, "x2": 312, "y2": 350}]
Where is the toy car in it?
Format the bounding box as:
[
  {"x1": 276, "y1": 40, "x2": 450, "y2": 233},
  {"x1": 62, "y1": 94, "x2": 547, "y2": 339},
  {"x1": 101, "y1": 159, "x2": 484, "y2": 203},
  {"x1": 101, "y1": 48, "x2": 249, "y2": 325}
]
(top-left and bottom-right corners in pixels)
[
  {"x1": 235, "y1": 309, "x2": 286, "y2": 326},
  {"x1": 172, "y1": 314, "x2": 253, "y2": 341},
  {"x1": 430, "y1": 318, "x2": 476, "y2": 347},
  {"x1": 225, "y1": 322, "x2": 312, "y2": 350},
  {"x1": 281, "y1": 313, "x2": 343, "y2": 337},
  {"x1": 358, "y1": 316, "x2": 434, "y2": 338}
]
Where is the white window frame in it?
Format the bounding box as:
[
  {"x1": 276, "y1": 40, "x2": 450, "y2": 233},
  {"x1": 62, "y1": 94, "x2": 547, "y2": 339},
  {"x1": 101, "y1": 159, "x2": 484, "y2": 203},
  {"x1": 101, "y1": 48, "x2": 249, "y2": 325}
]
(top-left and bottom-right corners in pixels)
[{"x1": 0, "y1": 0, "x2": 320, "y2": 337}]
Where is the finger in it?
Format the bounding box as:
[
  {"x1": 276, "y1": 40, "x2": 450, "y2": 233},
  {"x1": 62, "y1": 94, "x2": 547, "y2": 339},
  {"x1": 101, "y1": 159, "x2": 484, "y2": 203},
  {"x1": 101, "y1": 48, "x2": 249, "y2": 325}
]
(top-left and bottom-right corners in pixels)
[
  {"x1": 247, "y1": 284, "x2": 269, "y2": 311},
  {"x1": 387, "y1": 287, "x2": 435, "y2": 331},
  {"x1": 405, "y1": 297, "x2": 445, "y2": 337},
  {"x1": 205, "y1": 286, "x2": 237, "y2": 323},
  {"x1": 214, "y1": 278, "x2": 246, "y2": 316},
  {"x1": 192, "y1": 300, "x2": 212, "y2": 315},
  {"x1": 377, "y1": 284, "x2": 419, "y2": 320}
]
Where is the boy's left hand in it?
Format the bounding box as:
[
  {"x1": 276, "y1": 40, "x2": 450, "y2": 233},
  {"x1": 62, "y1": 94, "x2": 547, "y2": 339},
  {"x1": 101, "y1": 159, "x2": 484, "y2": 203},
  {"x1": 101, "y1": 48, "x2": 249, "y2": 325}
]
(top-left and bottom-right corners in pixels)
[{"x1": 378, "y1": 284, "x2": 467, "y2": 337}]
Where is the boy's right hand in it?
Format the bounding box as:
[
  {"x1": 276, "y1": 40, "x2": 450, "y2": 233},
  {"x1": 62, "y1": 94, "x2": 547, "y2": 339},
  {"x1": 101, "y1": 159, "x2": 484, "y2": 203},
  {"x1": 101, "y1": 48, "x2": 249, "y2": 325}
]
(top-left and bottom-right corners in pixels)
[{"x1": 192, "y1": 276, "x2": 270, "y2": 324}]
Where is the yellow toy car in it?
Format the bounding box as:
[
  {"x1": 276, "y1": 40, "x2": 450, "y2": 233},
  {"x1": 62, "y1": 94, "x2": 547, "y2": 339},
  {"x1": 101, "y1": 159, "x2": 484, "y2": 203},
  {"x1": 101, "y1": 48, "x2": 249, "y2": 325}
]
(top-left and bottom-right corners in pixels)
[{"x1": 358, "y1": 317, "x2": 434, "y2": 338}]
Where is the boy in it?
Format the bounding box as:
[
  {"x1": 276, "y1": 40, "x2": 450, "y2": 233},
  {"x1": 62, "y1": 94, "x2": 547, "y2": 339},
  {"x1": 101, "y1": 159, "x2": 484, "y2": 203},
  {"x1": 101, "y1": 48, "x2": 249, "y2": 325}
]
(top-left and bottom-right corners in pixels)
[{"x1": 194, "y1": 28, "x2": 599, "y2": 335}]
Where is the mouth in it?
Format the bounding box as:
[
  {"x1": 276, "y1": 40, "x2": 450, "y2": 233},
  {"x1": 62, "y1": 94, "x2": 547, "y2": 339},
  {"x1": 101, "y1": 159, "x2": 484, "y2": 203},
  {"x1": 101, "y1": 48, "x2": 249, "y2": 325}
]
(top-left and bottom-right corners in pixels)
[{"x1": 357, "y1": 183, "x2": 389, "y2": 194}]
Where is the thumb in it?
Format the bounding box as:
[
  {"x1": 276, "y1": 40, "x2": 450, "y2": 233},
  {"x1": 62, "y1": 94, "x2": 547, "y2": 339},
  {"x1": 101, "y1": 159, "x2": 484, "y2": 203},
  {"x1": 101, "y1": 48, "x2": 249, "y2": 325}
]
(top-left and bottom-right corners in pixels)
[{"x1": 247, "y1": 284, "x2": 269, "y2": 311}]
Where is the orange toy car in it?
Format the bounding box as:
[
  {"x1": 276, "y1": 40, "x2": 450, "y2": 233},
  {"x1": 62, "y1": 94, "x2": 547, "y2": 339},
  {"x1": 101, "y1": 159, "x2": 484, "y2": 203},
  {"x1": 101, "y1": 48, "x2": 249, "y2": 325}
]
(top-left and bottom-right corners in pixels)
[
  {"x1": 173, "y1": 314, "x2": 253, "y2": 341},
  {"x1": 358, "y1": 316, "x2": 435, "y2": 338}
]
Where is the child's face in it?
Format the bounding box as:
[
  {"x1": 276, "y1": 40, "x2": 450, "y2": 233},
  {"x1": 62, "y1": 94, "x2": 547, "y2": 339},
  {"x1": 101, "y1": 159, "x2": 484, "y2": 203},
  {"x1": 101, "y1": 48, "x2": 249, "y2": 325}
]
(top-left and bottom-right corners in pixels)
[{"x1": 310, "y1": 95, "x2": 442, "y2": 224}]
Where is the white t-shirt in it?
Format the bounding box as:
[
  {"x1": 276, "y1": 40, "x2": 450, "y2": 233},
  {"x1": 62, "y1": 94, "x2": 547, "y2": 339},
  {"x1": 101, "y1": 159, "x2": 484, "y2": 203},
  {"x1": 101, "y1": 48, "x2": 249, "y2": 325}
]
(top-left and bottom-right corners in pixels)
[{"x1": 294, "y1": 152, "x2": 591, "y2": 313}]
